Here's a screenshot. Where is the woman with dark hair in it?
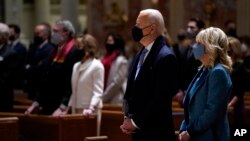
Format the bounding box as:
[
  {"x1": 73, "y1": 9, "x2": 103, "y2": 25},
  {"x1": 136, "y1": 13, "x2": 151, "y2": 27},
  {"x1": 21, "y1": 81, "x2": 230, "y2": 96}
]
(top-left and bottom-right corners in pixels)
[{"x1": 101, "y1": 32, "x2": 128, "y2": 105}]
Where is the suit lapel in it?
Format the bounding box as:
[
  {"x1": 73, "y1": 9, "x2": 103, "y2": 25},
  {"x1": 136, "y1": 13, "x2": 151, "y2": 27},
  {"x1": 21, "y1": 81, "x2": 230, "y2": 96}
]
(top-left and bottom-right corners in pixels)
[
  {"x1": 183, "y1": 68, "x2": 202, "y2": 106},
  {"x1": 127, "y1": 49, "x2": 141, "y2": 83},
  {"x1": 142, "y1": 36, "x2": 165, "y2": 68},
  {"x1": 189, "y1": 68, "x2": 209, "y2": 104},
  {"x1": 125, "y1": 36, "x2": 166, "y2": 99},
  {"x1": 127, "y1": 36, "x2": 165, "y2": 83},
  {"x1": 134, "y1": 36, "x2": 165, "y2": 81}
]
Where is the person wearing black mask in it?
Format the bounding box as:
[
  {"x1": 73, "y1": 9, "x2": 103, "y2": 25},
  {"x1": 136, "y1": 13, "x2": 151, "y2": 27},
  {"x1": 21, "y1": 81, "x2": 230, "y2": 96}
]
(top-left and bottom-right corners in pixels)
[
  {"x1": 67, "y1": 34, "x2": 104, "y2": 135},
  {"x1": 25, "y1": 22, "x2": 54, "y2": 100},
  {"x1": 174, "y1": 18, "x2": 204, "y2": 107},
  {"x1": 224, "y1": 19, "x2": 238, "y2": 38},
  {"x1": 25, "y1": 20, "x2": 81, "y2": 116},
  {"x1": 101, "y1": 32, "x2": 128, "y2": 105},
  {"x1": 8, "y1": 24, "x2": 27, "y2": 93},
  {"x1": 120, "y1": 9, "x2": 178, "y2": 141},
  {"x1": 0, "y1": 23, "x2": 19, "y2": 112}
]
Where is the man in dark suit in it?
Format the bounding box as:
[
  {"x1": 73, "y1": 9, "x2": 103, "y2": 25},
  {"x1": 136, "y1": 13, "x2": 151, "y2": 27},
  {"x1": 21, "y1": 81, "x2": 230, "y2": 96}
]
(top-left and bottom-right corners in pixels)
[
  {"x1": 25, "y1": 20, "x2": 82, "y2": 116},
  {"x1": 173, "y1": 18, "x2": 204, "y2": 106},
  {"x1": 120, "y1": 9, "x2": 178, "y2": 141},
  {"x1": 8, "y1": 24, "x2": 27, "y2": 91},
  {"x1": 0, "y1": 23, "x2": 19, "y2": 112},
  {"x1": 25, "y1": 22, "x2": 54, "y2": 100}
]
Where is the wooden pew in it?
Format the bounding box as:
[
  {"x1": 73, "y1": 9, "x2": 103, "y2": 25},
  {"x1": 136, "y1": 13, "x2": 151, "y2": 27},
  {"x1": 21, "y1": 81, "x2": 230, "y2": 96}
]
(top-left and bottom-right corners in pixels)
[
  {"x1": 0, "y1": 117, "x2": 19, "y2": 141},
  {"x1": 85, "y1": 136, "x2": 108, "y2": 141},
  {"x1": 172, "y1": 101, "x2": 182, "y2": 108},
  {"x1": 100, "y1": 110, "x2": 186, "y2": 141},
  {"x1": 101, "y1": 110, "x2": 131, "y2": 141},
  {"x1": 0, "y1": 113, "x2": 96, "y2": 141},
  {"x1": 245, "y1": 105, "x2": 250, "y2": 125},
  {"x1": 172, "y1": 107, "x2": 184, "y2": 112},
  {"x1": 12, "y1": 104, "x2": 184, "y2": 114},
  {"x1": 245, "y1": 100, "x2": 250, "y2": 106},
  {"x1": 102, "y1": 103, "x2": 184, "y2": 112},
  {"x1": 12, "y1": 104, "x2": 123, "y2": 114},
  {"x1": 13, "y1": 105, "x2": 29, "y2": 113},
  {"x1": 172, "y1": 112, "x2": 184, "y2": 131},
  {"x1": 103, "y1": 104, "x2": 123, "y2": 111},
  {"x1": 60, "y1": 114, "x2": 97, "y2": 141},
  {"x1": 14, "y1": 93, "x2": 32, "y2": 105}
]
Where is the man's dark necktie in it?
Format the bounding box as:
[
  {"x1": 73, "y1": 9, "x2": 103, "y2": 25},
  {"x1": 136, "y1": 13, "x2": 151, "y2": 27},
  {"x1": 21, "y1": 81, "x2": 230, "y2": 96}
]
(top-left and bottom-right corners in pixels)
[{"x1": 135, "y1": 48, "x2": 148, "y2": 79}]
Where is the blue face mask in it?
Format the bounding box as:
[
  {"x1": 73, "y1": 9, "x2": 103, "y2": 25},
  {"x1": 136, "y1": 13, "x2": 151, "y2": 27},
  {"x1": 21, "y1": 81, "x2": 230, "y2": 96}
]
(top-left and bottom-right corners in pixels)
[{"x1": 192, "y1": 43, "x2": 205, "y2": 60}]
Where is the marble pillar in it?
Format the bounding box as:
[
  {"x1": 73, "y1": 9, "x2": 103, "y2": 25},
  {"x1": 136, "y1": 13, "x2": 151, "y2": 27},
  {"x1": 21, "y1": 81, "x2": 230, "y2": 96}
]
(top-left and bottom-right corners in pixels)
[
  {"x1": 34, "y1": 0, "x2": 50, "y2": 24},
  {"x1": 169, "y1": 0, "x2": 184, "y2": 43},
  {"x1": 0, "y1": 0, "x2": 5, "y2": 22},
  {"x1": 61, "y1": 0, "x2": 78, "y2": 31},
  {"x1": 4, "y1": 0, "x2": 22, "y2": 25},
  {"x1": 237, "y1": 0, "x2": 250, "y2": 36}
]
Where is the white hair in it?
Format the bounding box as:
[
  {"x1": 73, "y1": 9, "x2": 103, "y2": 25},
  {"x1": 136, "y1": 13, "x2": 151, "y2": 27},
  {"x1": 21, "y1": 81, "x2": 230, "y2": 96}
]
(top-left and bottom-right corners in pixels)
[
  {"x1": 140, "y1": 9, "x2": 165, "y2": 35},
  {"x1": 56, "y1": 20, "x2": 75, "y2": 38},
  {"x1": 0, "y1": 23, "x2": 10, "y2": 39}
]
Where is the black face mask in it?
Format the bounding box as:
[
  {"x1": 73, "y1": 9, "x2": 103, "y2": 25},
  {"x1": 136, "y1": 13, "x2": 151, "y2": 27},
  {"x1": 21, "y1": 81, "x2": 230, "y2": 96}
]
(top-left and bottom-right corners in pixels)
[
  {"x1": 177, "y1": 34, "x2": 186, "y2": 41},
  {"x1": 105, "y1": 43, "x2": 116, "y2": 53},
  {"x1": 131, "y1": 25, "x2": 151, "y2": 42},
  {"x1": 77, "y1": 48, "x2": 85, "y2": 60},
  {"x1": 34, "y1": 36, "x2": 44, "y2": 46},
  {"x1": 9, "y1": 35, "x2": 15, "y2": 41},
  {"x1": 227, "y1": 28, "x2": 237, "y2": 37}
]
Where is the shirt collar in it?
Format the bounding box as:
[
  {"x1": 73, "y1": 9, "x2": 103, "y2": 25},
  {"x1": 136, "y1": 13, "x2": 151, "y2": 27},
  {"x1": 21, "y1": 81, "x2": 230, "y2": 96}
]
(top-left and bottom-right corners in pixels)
[
  {"x1": 143, "y1": 41, "x2": 154, "y2": 60},
  {"x1": 11, "y1": 39, "x2": 19, "y2": 47},
  {"x1": 145, "y1": 41, "x2": 154, "y2": 52},
  {"x1": 39, "y1": 40, "x2": 48, "y2": 48},
  {"x1": 0, "y1": 44, "x2": 4, "y2": 50}
]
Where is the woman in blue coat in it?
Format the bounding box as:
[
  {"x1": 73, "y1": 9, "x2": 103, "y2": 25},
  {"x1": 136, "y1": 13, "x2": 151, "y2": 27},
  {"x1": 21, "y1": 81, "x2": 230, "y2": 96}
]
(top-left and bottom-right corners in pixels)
[{"x1": 179, "y1": 27, "x2": 232, "y2": 141}]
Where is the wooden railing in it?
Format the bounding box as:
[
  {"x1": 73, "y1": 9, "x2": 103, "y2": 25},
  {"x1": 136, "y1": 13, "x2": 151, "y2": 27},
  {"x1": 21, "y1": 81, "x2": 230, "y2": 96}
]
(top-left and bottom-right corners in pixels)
[
  {"x1": 0, "y1": 113, "x2": 96, "y2": 141},
  {"x1": 0, "y1": 117, "x2": 19, "y2": 141}
]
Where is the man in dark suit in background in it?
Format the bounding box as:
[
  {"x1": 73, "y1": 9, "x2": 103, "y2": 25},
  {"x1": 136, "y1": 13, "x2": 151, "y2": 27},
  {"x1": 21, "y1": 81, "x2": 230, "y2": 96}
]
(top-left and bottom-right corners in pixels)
[
  {"x1": 25, "y1": 20, "x2": 82, "y2": 116},
  {"x1": 0, "y1": 23, "x2": 19, "y2": 112},
  {"x1": 120, "y1": 9, "x2": 178, "y2": 141},
  {"x1": 8, "y1": 24, "x2": 27, "y2": 94},
  {"x1": 25, "y1": 22, "x2": 54, "y2": 100},
  {"x1": 173, "y1": 18, "x2": 204, "y2": 107}
]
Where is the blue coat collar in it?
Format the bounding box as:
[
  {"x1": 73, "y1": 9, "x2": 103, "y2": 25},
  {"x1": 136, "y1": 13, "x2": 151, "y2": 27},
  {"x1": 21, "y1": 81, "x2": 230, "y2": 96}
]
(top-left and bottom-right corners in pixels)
[{"x1": 184, "y1": 67, "x2": 209, "y2": 105}]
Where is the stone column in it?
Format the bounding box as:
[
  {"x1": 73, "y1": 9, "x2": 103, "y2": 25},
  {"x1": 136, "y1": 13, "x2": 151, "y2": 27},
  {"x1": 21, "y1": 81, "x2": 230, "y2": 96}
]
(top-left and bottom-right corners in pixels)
[
  {"x1": 34, "y1": 0, "x2": 50, "y2": 24},
  {"x1": 169, "y1": 0, "x2": 184, "y2": 43},
  {"x1": 86, "y1": 0, "x2": 104, "y2": 57},
  {"x1": 5, "y1": 0, "x2": 22, "y2": 25},
  {"x1": 61, "y1": 0, "x2": 78, "y2": 31},
  {"x1": 237, "y1": 0, "x2": 250, "y2": 36},
  {"x1": 0, "y1": 0, "x2": 5, "y2": 22}
]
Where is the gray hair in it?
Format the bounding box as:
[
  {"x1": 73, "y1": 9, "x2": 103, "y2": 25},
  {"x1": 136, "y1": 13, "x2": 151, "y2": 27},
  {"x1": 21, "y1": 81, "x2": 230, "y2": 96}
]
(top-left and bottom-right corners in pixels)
[
  {"x1": 140, "y1": 9, "x2": 165, "y2": 35},
  {"x1": 0, "y1": 23, "x2": 10, "y2": 39},
  {"x1": 55, "y1": 20, "x2": 75, "y2": 38}
]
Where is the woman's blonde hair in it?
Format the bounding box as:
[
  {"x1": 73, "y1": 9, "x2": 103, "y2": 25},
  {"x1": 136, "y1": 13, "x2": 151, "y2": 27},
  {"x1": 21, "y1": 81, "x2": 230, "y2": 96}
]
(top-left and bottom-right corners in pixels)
[
  {"x1": 76, "y1": 34, "x2": 98, "y2": 58},
  {"x1": 196, "y1": 27, "x2": 232, "y2": 72}
]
